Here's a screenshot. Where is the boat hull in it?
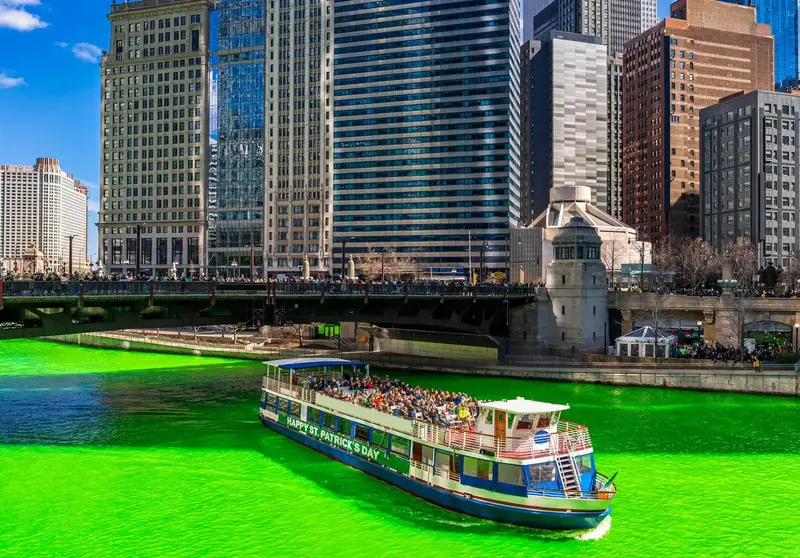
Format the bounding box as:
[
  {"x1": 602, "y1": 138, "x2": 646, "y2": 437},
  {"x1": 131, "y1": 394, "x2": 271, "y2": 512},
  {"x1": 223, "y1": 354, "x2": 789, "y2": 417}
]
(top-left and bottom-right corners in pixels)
[{"x1": 261, "y1": 415, "x2": 610, "y2": 530}]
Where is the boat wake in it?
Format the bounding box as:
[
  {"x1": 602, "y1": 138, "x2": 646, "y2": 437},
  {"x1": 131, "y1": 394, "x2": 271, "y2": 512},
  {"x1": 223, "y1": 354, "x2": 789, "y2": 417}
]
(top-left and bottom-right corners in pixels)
[{"x1": 576, "y1": 516, "x2": 612, "y2": 540}]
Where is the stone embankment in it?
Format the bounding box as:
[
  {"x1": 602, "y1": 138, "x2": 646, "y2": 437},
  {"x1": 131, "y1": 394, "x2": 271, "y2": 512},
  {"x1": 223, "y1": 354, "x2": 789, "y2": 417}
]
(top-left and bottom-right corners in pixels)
[{"x1": 52, "y1": 332, "x2": 800, "y2": 397}]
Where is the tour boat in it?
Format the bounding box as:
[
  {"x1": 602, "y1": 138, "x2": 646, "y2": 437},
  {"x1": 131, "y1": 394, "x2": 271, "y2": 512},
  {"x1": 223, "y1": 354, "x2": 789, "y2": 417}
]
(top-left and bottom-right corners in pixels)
[{"x1": 259, "y1": 358, "x2": 616, "y2": 530}]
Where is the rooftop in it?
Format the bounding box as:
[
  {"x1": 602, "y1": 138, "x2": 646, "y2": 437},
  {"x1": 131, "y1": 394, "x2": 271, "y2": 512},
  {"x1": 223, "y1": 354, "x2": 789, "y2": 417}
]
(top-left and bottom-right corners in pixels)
[
  {"x1": 264, "y1": 358, "x2": 367, "y2": 371},
  {"x1": 480, "y1": 397, "x2": 569, "y2": 414}
]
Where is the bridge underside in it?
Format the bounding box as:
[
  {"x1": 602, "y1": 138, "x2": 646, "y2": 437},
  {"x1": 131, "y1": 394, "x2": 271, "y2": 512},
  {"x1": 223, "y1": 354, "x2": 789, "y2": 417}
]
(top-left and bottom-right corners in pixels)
[{"x1": 0, "y1": 295, "x2": 529, "y2": 340}]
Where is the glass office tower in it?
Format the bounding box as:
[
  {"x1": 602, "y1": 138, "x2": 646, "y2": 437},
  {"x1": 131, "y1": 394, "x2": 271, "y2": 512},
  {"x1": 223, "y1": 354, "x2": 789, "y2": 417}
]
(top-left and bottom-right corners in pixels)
[
  {"x1": 208, "y1": 0, "x2": 266, "y2": 276},
  {"x1": 720, "y1": 0, "x2": 799, "y2": 90},
  {"x1": 332, "y1": 0, "x2": 522, "y2": 277}
]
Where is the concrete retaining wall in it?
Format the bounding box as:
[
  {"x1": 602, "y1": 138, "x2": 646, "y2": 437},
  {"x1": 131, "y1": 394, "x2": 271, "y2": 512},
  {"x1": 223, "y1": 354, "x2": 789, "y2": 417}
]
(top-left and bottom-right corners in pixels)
[{"x1": 51, "y1": 333, "x2": 799, "y2": 397}]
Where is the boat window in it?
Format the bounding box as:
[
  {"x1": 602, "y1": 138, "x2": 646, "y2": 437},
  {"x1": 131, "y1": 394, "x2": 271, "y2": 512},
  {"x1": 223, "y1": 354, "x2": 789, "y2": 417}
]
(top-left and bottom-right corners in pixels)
[
  {"x1": 266, "y1": 394, "x2": 278, "y2": 408},
  {"x1": 390, "y1": 436, "x2": 410, "y2": 458},
  {"x1": 463, "y1": 456, "x2": 493, "y2": 480},
  {"x1": 517, "y1": 415, "x2": 533, "y2": 430},
  {"x1": 371, "y1": 430, "x2": 389, "y2": 450},
  {"x1": 497, "y1": 463, "x2": 525, "y2": 487},
  {"x1": 576, "y1": 454, "x2": 593, "y2": 475},
  {"x1": 412, "y1": 444, "x2": 434, "y2": 465},
  {"x1": 434, "y1": 451, "x2": 451, "y2": 472},
  {"x1": 337, "y1": 417, "x2": 352, "y2": 437},
  {"x1": 507, "y1": 413, "x2": 515, "y2": 428},
  {"x1": 289, "y1": 401, "x2": 301, "y2": 418},
  {"x1": 322, "y1": 411, "x2": 336, "y2": 431},
  {"x1": 354, "y1": 424, "x2": 370, "y2": 443},
  {"x1": 529, "y1": 462, "x2": 557, "y2": 485},
  {"x1": 278, "y1": 398, "x2": 289, "y2": 414},
  {"x1": 307, "y1": 407, "x2": 320, "y2": 424},
  {"x1": 536, "y1": 414, "x2": 551, "y2": 428},
  {"x1": 260, "y1": 391, "x2": 267, "y2": 403},
  {"x1": 485, "y1": 410, "x2": 493, "y2": 425}
]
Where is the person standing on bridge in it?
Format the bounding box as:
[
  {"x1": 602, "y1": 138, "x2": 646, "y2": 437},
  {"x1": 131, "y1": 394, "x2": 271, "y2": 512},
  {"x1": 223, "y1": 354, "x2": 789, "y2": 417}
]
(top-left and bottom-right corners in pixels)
[{"x1": 752, "y1": 356, "x2": 761, "y2": 374}]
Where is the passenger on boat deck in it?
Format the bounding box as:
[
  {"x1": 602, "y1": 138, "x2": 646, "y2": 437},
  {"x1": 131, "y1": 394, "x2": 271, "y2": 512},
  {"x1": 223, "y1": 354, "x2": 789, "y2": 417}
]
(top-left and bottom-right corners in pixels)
[{"x1": 301, "y1": 374, "x2": 479, "y2": 425}]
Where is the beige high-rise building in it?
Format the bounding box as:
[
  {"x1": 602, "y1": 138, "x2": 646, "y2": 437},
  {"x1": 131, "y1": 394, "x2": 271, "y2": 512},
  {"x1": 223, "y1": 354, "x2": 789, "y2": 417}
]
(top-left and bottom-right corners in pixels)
[
  {"x1": 0, "y1": 158, "x2": 88, "y2": 274},
  {"x1": 264, "y1": 0, "x2": 333, "y2": 276},
  {"x1": 98, "y1": 0, "x2": 212, "y2": 277}
]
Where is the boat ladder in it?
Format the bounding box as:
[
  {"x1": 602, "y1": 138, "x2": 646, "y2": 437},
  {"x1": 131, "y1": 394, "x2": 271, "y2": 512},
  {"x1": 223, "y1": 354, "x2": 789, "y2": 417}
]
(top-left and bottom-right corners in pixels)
[{"x1": 554, "y1": 439, "x2": 581, "y2": 497}]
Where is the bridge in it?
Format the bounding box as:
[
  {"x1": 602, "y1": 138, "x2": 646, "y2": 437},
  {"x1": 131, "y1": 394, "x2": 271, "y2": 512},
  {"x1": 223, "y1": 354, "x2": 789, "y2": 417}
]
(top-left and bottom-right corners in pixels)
[
  {"x1": 0, "y1": 281, "x2": 536, "y2": 340},
  {"x1": 608, "y1": 291, "x2": 800, "y2": 345}
]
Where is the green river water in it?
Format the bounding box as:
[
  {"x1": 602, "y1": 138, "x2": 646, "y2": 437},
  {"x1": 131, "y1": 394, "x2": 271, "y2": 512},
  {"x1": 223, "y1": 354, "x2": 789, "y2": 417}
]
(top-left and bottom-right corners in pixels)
[{"x1": 0, "y1": 340, "x2": 798, "y2": 557}]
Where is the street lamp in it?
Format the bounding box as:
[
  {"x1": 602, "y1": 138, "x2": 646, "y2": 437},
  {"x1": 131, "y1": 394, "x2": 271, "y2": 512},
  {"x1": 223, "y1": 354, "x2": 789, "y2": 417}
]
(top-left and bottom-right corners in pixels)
[
  {"x1": 794, "y1": 323, "x2": 799, "y2": 351},
  {"x1": 67, "y1": 235, "x2": 76, "y2": 278},
  {"x1": 697, "y1": 320, "x2": 703, "y2": 342},
  {"x1": 230, "y1": 260, "x2": 238, "y2": 279}
]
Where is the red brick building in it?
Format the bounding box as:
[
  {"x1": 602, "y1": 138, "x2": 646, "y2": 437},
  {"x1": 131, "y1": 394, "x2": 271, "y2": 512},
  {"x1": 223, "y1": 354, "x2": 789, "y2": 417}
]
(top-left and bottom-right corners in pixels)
[{"x1": 622, "y1": 0, "x2": 773, "y2": 241}]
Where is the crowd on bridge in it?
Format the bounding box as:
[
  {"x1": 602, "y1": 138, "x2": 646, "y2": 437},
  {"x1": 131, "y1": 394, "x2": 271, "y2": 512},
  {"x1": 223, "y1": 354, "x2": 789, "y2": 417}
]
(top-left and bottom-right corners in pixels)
[{"x1": 300, "y1": 374, "x2": 479, "y2": 426}]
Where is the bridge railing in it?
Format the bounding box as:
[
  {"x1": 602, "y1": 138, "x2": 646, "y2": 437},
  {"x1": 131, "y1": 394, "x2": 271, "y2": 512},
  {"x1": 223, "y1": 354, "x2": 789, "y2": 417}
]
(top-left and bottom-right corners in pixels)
[{"x1": 0, "y1": 281, "x2": 535, "y2": 299}]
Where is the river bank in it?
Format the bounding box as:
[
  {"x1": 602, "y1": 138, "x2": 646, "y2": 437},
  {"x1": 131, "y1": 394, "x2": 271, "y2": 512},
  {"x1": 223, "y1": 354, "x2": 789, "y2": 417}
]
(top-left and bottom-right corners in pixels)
[{"x1": 50, "y1": 332, "x2": 800, "y2": 397}]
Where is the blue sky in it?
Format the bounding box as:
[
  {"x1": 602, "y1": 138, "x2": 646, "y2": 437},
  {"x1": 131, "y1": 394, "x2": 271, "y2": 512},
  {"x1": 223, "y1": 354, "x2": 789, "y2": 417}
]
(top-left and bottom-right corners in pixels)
[{"x1": 0, "y1": 0, "x2": 675, "y2": 257}]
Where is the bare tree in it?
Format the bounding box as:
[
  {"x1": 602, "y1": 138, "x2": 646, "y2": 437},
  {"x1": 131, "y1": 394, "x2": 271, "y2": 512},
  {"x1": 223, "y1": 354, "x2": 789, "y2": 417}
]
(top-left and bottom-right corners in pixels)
[
  {"x1": 650, "y1": 236, "x2": 676, "y2": 292},
  {"x1": 384, "y1": 248, "x2": 417, "y2": 280},
  {"x1": 718, "y1": 291, "x2": 763, "y2": 362},
  {"x1": 636, "y1": 293, "x2": 677, "y2": 360},
  {"x1": 725, "y1": 237, "x2": 757, "y2": 289},
  {"x1": 357, "y1": 248, "x2": 382, "y2": 281},
  {"x1": 601, "y1": 232, "x2": 628, "y2": 288},
  {"x1": 675, "y1": 237, "x2": 718, "y2": 292}
]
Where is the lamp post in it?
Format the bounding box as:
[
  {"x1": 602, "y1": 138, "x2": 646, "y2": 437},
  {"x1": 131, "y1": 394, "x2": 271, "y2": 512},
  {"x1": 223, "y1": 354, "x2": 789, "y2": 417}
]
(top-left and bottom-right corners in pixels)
[
  {"x1": 478, "y1": 241, "x2": 488, "y2": 284},
  {"x1": 249, "y1": 243, "x2": 255, "y2": 280},
  {"x1": 67, "y1": 235, "x2": 76, "y2": 278},
  {"x1": 794, "y1": 323, "x2": 799, "y2": 351},
  {"x1": 697, "y1": 320, "x2": 703, "y2": 342},
  {"x1": 380, "y1": 249, "x2": 386, "y2": 282},
  {"x1": 134, "y1": 223, "x2": 145, "y2": 279},
  {"x1": 231, "y1": 260, "x2": 238, "y2": 279}
]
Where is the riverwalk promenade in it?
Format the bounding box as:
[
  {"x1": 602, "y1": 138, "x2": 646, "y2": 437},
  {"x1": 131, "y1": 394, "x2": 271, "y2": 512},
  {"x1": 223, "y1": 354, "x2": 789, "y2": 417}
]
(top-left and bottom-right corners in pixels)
[{"x1": 50, "y1": 331, "x2": 800, "y2": 397}]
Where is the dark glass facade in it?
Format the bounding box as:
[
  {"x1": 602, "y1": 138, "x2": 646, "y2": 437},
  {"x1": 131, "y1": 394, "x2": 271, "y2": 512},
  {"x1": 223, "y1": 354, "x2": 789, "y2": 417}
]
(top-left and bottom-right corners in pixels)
[
  {"x1": 208, "y1": 0, "x2": 266, "y2": 277},
  {"x1": 332, "y1": 0, "x2": 521, "y2": 274},
  {"x1": 720, "y1": 0, "x2": 799, "y2": 90}
]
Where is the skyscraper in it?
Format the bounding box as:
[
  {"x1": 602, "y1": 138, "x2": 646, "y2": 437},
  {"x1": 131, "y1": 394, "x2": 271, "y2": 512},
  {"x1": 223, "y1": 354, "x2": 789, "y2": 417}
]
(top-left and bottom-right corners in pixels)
[
  {"x1": 528, "y1": 32, "x2": 609, "y2": 217},
  {"x1": 608, "y1": 0, "x2": 657, "y2": 55},
  {"x1": 719, "y1": 0, "x2": 799, "y2": 90},
  {"x1": 208, "y1": 0, "x2": 265, "y2": 277},
  {"x1": 623, "y1": 0, "x2": 773, "y2": 242},
  {"x1": 607, "y1": 53, "x2": 623, "y2": 219},
  {"x1": 0, "y1": 158, "x2": 88, "y2": 273},
  {"x1": 532, "y1": 0, "x2": 609, "y2": 48},
  {"x1": 264, "y1": 0, "x2": 333, "y2": 277},
  {"x1": 99, "y1": 0, "x2": 212, "y2": 277},
  {"x1": 522, "y1": 0, "x2": 556, "y2": 42},
  {"x1": 332, "y1": 0, "x2": 521, "y2": 276},
  {"x1": 701, "y1": 91, "x2": 800, "y2": 267}
]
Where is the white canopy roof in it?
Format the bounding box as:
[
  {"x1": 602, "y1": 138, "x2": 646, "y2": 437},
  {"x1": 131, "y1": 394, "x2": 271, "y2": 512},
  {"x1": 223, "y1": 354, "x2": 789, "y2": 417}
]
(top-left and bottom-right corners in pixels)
[
  {"x1": 480, "y1": 397, "x2": 569, "y2": 414},
  {"x1": 615, "y1": 326, "x2": 678, "y2": 343}
]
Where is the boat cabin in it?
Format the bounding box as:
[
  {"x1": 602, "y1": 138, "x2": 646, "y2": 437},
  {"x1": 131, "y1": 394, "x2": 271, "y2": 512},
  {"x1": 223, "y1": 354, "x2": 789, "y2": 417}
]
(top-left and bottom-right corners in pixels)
[{"x1": 476, "y1": 398, "x2": 569, "y2": 440}]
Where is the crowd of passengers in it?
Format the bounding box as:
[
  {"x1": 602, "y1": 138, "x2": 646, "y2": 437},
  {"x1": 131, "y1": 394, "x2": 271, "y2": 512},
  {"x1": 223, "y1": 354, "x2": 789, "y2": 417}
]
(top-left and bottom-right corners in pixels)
[{"x1": 299, "y1": 374, "x2": 479, "y2": 426}]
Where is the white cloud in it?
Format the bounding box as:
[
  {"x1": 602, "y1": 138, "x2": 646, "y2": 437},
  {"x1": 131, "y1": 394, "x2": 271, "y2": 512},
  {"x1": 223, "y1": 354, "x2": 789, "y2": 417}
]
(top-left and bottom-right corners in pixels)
[
  {"x1": 72, "y1": 42, "x2": 102, "y2": 64},
  {"x1": 0, "y1": 72, "x2": 25, "y2": 89},
  {"x1": 54, "y1": 41, "x2": 67, "y2": 48},
  {"x1": 0, "y1": 0, "x2": 47, "y2": 31}
]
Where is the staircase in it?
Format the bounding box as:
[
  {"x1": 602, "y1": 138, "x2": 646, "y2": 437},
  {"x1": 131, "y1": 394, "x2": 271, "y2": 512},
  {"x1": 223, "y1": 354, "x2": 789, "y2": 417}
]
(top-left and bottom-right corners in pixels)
[{"x1": 554, "y1": 441, "x2": 581, "y2": 496}]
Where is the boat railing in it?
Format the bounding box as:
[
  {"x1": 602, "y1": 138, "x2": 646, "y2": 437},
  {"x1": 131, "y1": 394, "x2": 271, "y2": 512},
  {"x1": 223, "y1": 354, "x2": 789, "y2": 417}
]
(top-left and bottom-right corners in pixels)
[
  {"x1": 263, "y1": 377, "x2": 317, "y2": 405},
  {"x1": 412, "y1": 421, "x2": 544, "y2": 459},
  {"x1": 552, "y1": 420, "x2": 592, "y2": 453}
]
